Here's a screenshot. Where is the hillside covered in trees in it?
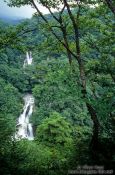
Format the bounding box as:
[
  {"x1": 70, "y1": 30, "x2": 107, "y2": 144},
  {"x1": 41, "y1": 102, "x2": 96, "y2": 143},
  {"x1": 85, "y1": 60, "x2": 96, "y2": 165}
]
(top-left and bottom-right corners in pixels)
[{"x1": 0, "y1": 0, "x2": 115, "y2": 175}]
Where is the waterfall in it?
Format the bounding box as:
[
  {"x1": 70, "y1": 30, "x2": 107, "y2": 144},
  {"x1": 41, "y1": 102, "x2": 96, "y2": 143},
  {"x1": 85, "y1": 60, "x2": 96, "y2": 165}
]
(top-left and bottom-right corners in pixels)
[
  {"x1": 28, "y1": 123, "x2": 34, "y2": 140},
  {"x1": 23, "y1": 51, "x2": 33, "y2": 68},
  {"x1": 15, "y1": 51, "x2": 34, "y2": 140},
  {"x1": 15, "y1": 94, "x2": 34, "y2": 140}
]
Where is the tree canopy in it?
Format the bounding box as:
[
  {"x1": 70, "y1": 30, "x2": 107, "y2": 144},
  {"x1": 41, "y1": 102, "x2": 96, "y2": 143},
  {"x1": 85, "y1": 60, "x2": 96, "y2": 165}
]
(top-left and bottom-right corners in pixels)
[{"x1": 0, "y1": 0, "x2": 115, "y2": 174}]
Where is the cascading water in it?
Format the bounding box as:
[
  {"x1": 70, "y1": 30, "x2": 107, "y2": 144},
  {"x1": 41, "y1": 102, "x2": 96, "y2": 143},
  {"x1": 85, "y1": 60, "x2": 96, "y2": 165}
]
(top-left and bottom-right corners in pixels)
[
  {"x1": 15, "y1": 52, "x2": 34, "y2": 140},
  {"x1": 15, "y1": 94, "x2": 34, "y2": 140},
  {"x1": 23, "y1": 51, "x2": 33, "y2": 68}
]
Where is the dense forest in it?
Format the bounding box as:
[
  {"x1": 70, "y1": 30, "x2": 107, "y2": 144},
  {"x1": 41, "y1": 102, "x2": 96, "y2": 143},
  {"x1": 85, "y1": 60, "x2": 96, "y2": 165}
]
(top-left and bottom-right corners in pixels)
[{"x1": 0, "y1": 0, "x2": 115, "y2": 175}]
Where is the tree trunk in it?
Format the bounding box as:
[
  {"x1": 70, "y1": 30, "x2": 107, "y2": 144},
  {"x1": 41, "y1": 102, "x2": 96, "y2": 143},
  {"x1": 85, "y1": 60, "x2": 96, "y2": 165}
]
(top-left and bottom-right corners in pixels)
[
  {"x1": 63, "y1": 0, "x2": 100, "y2": 150},
  {"x1": 61, "y1": 23, "x2": 72, "y2": 65}
]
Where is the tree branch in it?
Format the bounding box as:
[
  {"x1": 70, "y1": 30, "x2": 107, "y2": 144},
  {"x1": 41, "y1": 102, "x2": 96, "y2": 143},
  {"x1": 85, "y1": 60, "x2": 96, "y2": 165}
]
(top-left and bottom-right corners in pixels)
[
  {"x1": 31, "y1": 0, "x2": 77, "y2": 61},
  {"x1": 104, "y1": 0, "x2": 115, "y2": 14}
]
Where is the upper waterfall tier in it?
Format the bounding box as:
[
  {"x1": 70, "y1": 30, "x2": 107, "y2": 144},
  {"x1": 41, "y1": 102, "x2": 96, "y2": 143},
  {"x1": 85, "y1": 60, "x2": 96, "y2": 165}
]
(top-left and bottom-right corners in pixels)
[{"x1": 23, "y1": 51, "x2": 33, "y2": 67}]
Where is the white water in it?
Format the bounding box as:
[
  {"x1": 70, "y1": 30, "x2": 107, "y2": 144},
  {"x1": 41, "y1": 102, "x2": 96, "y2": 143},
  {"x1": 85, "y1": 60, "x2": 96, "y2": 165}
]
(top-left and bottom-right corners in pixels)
[
  {"x1": 15, "y1": 51, "x2": 34, "y2": 140},
  {"x1": 23, "y1": 51, "x2": 33, "y2": 68},
  {"x1": 15, "y1": 94, "x2": 34, "y2": 140}
]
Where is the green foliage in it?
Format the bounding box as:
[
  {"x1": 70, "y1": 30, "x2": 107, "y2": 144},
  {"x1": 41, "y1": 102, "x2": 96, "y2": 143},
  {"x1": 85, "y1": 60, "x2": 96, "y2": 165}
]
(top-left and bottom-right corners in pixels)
[
  {"x1": 0, "y1": 78, "x2": 23, "y2": 175},
  {"x1": 0, "y1": 1, "x2": 115, "y2": 174},
  {"x1": 32, "y1": 59, "x2": 91, "y2": 129},
  {"x1": 0, "y1": 78, "x2": 22, "y2": 116},
  {"x1": 36, "y1": 112, "x2": 73, "y2": 145},
  {"x1": 35, "y1": 112, "x2": 75, "y2": 174}
]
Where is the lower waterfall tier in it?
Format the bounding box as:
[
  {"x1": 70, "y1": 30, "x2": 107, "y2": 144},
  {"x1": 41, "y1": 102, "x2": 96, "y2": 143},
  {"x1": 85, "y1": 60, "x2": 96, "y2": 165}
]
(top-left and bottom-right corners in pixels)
[{"x1": 15, "y1": 94, "x2": 34, "y2": 140}]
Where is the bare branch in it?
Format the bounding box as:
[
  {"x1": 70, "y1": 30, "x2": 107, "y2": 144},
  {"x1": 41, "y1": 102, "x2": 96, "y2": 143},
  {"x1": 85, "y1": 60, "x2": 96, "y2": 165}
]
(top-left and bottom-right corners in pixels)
[
  {"x1": 60, "y1": 4, "x2": 66, "y2": 16},
  {"x1": 31, "y1": 0, "x2": 77, "y2": 61},
  {"x1": 44, "y1": 5, "x2": 60, "y2": 22}
]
